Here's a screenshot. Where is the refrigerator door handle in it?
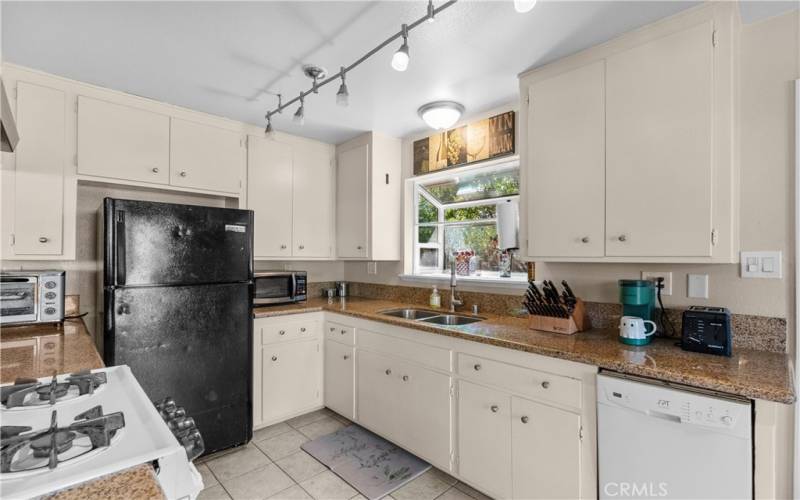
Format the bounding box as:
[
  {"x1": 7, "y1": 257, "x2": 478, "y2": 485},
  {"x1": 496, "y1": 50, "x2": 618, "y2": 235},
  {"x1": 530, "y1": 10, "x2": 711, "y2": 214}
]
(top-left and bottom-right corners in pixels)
[{"x1": 116, "y1": 211, "x2": 127, "y2": 285}]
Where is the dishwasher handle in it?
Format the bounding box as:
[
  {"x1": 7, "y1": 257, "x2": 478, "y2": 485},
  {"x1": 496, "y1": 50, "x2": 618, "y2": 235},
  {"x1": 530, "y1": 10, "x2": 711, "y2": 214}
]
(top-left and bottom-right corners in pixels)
[{"x1": 646, "y1": 410, "x2": 682, "y2": 424}]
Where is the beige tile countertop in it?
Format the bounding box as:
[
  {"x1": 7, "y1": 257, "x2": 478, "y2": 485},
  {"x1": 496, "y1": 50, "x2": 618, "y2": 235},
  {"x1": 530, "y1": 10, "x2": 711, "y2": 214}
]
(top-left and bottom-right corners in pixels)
[
  {"x1": 255, "y1": 297, "x2": 796, "y2": 404},
  {"x1": 0, "y1": 319, "x2": 165, "y2": 500}
]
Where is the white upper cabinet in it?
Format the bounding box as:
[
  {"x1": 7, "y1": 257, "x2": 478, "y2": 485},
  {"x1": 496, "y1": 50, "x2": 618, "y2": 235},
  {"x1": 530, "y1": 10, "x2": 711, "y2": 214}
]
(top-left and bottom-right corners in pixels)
[
  {"x1": 335, "y1": 132, "x2": 401, "y2": 261},
  {"x1": 336, "y1": 143, "x2": 369, "y2": 258},
  {"x1": 170, "y1": 118, "x2": 244, "y2": 194},
  {"x1": 520, "y1": 3, "x2": 738, "y2": 263},
  {"x1": 526, "y1": 61, "x2": 605, "y2": 258},
  {"x1": 248, "y1": 136, "x2": 293, "y2": 258},
  {"x1": 605, "y1": 21, "x2": 713, "y2": 257},
  {"x1": 247, "y1": 135, "x2": 334, "y2": 260},
  {"x1": 77, "y1": 96, "x2": 170, "y2": 184},
  {"x1": 12, "y1": 82, "x2": 66, "y2": 255},
  {"x1": 292, "y1": 146, "x2": 333, "y2": 258}
]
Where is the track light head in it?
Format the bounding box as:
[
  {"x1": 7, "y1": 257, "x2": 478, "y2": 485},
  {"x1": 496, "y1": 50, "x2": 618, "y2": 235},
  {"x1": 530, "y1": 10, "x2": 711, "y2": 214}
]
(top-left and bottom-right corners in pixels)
[
  {"x1": 427, "y1": 0, "x2": 435, "y2": 23},
  {"x1": 336, "y1": 68, "x2": 349, "y2": 107},
  {"x1": 392, "y1": 24, "x2": 410, "y2": 72},
  {"x1": 514, "y1": 0, "x2": 537, "y2": 13},
  {"x1": 293, "y1": 94, "x2": 305, "y2": 125},
  {"x1": 265, "y1": 117, "x2": 274, "y2": 137}
]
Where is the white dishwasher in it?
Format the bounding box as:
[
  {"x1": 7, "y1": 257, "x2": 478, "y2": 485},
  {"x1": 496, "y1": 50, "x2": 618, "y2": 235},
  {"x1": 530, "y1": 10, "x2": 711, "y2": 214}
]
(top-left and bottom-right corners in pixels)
[{"x1": 597, "y1": 372, "x2": 752, "y2": 500}]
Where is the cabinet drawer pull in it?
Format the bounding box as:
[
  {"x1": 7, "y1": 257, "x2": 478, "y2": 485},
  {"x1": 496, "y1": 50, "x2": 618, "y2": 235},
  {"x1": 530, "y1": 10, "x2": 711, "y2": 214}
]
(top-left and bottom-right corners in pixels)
[
  {"x1": 151, "y1": 167, "x2": 159, "y2": 173},
  {"x1": 180, "y1": 170, "x2": 187, "y2": 177},
  {"x1": 343, "y1": 355, "x2": 350, "y2": 360},
  {"x1": 279, "y1": 330, "x2": 285, "y2": 335},
  {"x1": 473, "y1": 363, "x2": 482, "y2": 371},
  {"x1": 38, "y1": 237, "x2": 49, "y2": 243},
  {"x1": 271, "y1": 355, "x2": 278, "y2": 361},
  {"x1": 385, "y1": 369, "x2": 392, "y2": 375},
  {"x1": 618, "y1": 235, "x2": 627, "y2": 242},
  {"x1": 341, "y1": 329, "x2": 347, "y2": 335},
  {"x1": 541, "y1": 381, "x2": 550, "y2": 389},
  {"x1": 402, "y1": 375, "x2": 409, "y2": 382},
  {"x1": 281, "y1": 244, "x2": 287, "y2": 250},
  {"x1": 300, "y1": 327, "x2": 306, "y2": 333},
  {"x1": 490, "y1": 405, "x2": 499, "y2": 413},
  {"x1": 299, "y1": 245, "x2": 305, "y2": 250},
  {"x1": 521, "y1": 416, "x2": 529, "y2": 424},
  {"x1": 581, "y1": 236, "x2": 590, "y2": 243}
]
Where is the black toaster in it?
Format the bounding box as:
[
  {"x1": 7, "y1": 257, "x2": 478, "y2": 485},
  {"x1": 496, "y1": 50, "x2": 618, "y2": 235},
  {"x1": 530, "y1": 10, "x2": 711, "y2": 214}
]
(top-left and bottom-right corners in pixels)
[{"x1": 681, "y1": 306, "x2": 733, "y2": 356}]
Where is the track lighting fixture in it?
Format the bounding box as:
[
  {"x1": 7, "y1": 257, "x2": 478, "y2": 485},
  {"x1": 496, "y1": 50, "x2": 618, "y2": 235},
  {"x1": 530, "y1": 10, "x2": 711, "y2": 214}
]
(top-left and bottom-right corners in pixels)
[
  {"x1": 392, "y1": 24, "x2": 410, "y2": 72},
  {"x1": 336, "y1": 67, "x2": 349, "y2": 107},
  {"x1": 261, "y1": 1, "x2": 459, "y2": 128},
  {"x1": 293, "y1": 93, "x2": 305, "y2": 125},
  {"x1": 264, "y1": 117, "x2": 274, "y2": 137}
]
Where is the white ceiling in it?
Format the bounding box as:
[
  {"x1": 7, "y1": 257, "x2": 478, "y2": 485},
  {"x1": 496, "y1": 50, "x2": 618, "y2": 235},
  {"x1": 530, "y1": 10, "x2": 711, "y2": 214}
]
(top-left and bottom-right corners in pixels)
[{"x1": 2, "y1": 1, "x2": 795, "y2": 144}]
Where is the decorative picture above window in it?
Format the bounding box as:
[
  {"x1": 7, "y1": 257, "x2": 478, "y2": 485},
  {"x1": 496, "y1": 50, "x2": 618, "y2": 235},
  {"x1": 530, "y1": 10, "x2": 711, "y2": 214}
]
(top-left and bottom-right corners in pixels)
[{"x1": 413, "y1": 110, "x2": 515, "y2": 175}]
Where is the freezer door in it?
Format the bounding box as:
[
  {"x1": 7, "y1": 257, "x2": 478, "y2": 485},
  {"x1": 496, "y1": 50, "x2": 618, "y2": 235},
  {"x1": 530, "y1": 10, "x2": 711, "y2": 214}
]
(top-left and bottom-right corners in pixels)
[
  {"x1": 105, "y1": 283, "x2": 252, "y2": 453},
  {"x1": 104, "y1": 198, "x2": 253, "y2": 286}
]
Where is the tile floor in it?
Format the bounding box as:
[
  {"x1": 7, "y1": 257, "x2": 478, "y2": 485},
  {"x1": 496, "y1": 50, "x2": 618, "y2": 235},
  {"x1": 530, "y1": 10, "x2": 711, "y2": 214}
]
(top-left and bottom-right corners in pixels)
[{"x1": 196, "y1": 408, "x2": 492, "y2": 500}]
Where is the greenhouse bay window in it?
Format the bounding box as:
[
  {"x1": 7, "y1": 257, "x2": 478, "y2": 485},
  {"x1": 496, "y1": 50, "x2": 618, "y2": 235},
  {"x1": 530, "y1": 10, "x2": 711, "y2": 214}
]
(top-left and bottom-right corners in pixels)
[{"x1": 412, "y1": 160, "x2": 526, "y2": 282}]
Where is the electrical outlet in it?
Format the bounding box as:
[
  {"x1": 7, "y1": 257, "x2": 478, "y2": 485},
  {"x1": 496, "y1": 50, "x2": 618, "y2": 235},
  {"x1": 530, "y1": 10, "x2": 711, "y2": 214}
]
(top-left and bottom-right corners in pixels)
[{"x1": 641, "y1": 271, "x2": 672, "y2": 296}]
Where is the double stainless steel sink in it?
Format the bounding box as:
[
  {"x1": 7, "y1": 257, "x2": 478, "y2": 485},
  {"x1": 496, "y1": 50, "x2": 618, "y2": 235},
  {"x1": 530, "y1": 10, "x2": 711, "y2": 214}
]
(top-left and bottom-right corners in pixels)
[{"x1": 379, "y1": 308, "x2": 484, "y2": 326}]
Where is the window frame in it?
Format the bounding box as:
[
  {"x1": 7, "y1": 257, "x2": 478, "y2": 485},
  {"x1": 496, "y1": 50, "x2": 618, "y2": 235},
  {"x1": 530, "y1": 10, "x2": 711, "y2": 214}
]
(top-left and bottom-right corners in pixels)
[{"x1": 406, "y1": 157, "x2": 525, "y2": 283}]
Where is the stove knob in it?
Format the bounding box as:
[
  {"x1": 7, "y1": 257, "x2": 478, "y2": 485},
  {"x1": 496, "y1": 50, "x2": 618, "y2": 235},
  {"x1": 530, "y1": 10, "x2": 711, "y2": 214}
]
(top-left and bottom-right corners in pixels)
[
  {"x1": 170, "y1": 416, "x2": 196, "y2": 432},
  {"x1": 45, "y1": 292, "x2": 57, "y2": 300}
]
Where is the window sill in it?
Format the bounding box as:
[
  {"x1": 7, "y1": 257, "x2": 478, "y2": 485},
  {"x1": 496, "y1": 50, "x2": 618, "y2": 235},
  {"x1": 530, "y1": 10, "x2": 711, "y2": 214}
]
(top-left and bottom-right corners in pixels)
[{"x1": 398, "y1": 273, "x2": 529, "y2": 290}]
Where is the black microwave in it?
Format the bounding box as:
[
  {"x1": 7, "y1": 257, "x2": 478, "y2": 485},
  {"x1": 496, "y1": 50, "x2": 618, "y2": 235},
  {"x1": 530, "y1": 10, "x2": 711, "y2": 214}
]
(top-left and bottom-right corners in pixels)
[{"x1": 253, "y1": 271, "x2": 307, "y2": 305}]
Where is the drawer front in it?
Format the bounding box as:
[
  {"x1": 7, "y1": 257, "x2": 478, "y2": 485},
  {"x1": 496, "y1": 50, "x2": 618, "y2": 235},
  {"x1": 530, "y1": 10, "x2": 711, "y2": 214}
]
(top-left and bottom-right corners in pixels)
[
  {"x1": 358, "y1": 329, "x2": 451, "y2": 372},
  {"x1": 261, "y1": 320, "x2": 317, "y2": 344},
  {"x1": 325, "y1": 321, "x2": 355, "y2": 345},
  {"x1": 457, "y1": 353, "x2": 581, "y2": 410}
]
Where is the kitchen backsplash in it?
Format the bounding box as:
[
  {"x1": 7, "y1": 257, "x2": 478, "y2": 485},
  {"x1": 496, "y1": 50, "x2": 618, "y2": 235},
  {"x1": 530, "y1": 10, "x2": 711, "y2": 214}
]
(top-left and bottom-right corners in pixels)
[{"x1": 325, "y1": 282, "x2": 787, "y2": 354}]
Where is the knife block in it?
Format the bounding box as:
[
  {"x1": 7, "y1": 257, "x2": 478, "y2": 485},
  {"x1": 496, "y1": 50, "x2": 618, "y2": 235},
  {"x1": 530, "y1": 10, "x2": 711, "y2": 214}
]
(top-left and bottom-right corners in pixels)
[{"x1": 528, "y1": 299, "x2": 589, "y2": 335}]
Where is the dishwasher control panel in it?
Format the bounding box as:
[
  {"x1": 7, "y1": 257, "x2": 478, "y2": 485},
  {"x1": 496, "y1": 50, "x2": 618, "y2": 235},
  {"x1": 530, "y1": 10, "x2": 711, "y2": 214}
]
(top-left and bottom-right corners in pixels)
[{"x1": 599, "y1": 373, "x2": 751, "y2": 437}]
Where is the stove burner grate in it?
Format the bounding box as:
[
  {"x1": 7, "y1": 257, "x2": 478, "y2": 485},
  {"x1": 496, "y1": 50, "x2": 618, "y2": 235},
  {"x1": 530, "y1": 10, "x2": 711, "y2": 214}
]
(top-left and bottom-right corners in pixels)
[
  {"x1": 0, "y1": 370, "x2": 107, "y2": 409},
  {"x1": 0, "y1": 405, "x2": 125, "y2": 474}
]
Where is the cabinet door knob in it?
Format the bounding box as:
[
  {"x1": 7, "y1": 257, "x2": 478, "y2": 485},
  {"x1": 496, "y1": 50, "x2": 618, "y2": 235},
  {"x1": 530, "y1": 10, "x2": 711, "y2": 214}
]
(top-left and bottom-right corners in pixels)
[
  {"x1": 281, "y1": 244, "x2": 287, "y2": 250},
  {"x1": 521, "y1": 416, "x2": 529, "y2": 424},
  {"x1": 490, "y1": 405, "x2": 499, "y2": 413},
  {"x1": 402, "y1": 375, "x2": 409, "y2": 382},
  {"x1": 473, "y1": 364, "x2": 482, "y2": 371},
  {"x1": 279, "y1": 330, "x2": 285, "y2": 335},
  {"x1": 300, "y1": 327, "x2": 306, "y2": 332},
  {"x1": 180, "y1": 170, "x2": 187, "y2": 177},
  {"x1": 357, "y1": 246, "x2": 363, "y2": 250},
  {"x1": 271, "y1": 355, "x2": 278, "y2": 361},
  {"x1": 618, "y1": 235, "x2": 627, "y2": 242},
  {"x1": 299, "y1": 245, "x2": 305, "y2": 250},
  {"x1": 343, "y1": 355, "x2": 350, "y2": 360},
  {"x1": 152, "y1": 167, "x2": 159, "y2": 173},
  {"x1": 385, "y1": 369, "x2": 392, "y2": 375},
  {"x1": 38, "y1": 237, "x2": 49, "y2": 243},
  {"x1": 541, "y1": 381, "x2": 550, "y2": 389},
  {"x1": 330, "y1": 327, "x2": 336, "y2": 332},
  {"x1": 581, "y1": 236, "x2": 590, "y2": 243},
  {"x1": 341, "y1": 329, "x2": 347, "y2": 335}
]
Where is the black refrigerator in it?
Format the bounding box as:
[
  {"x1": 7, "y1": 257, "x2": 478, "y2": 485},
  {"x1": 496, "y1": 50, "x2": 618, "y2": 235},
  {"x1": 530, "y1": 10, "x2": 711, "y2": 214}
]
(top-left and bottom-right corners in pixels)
[{"x1": 101, "y1": 198, "x2": 254, "y2": 455}]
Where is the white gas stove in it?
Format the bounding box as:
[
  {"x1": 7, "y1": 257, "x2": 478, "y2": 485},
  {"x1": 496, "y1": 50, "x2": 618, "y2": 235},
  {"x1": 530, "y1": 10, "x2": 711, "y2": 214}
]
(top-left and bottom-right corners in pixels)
[{"x1": 0, "y1": 365, "x2": 204, "y2": 499}]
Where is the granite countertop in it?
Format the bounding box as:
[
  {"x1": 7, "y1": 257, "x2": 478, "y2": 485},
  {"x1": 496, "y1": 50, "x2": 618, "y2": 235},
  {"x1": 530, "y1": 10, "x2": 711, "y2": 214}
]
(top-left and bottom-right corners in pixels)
[
  {"x1": 0, "y1": 318, "x2": 165, "y2": 499},
  {"x1": 255, "y1": 297, "x2": 796, "y2": 404}
]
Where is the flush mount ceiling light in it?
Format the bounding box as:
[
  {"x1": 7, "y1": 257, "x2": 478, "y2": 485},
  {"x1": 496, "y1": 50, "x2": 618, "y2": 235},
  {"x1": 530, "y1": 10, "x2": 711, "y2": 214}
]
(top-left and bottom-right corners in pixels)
[
  {"x1": 262, "y1": 1, "x2": 459, "y2": 132},
  {"x1": 514, "y1": 0, "x2": 537, "y2": 13},
  {"x1": 418, "y1": 101, "x2": 465, "y2": 130}
]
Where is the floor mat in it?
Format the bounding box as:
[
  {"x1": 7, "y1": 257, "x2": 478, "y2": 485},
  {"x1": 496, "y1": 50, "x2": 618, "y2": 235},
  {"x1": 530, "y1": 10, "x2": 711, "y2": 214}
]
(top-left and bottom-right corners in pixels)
[{"x1": 301, "y1": 424, "x2": 431, "y2": 500}]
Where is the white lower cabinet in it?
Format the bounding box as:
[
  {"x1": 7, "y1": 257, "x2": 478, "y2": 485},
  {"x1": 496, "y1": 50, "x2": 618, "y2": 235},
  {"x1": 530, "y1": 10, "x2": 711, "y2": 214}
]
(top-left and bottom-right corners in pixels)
[
  {"x1": 253, "y1": 316, "x2": 322, "y2": 428},
  {"x1": 324, "y1": 340, "x2": 355, "y2": 420},
  {"x1": 458, "y1": 381, "x2": 513, "y2": 498},
  {"x1": 511, "y1": 396, "x2": 582, "y2": 499}
]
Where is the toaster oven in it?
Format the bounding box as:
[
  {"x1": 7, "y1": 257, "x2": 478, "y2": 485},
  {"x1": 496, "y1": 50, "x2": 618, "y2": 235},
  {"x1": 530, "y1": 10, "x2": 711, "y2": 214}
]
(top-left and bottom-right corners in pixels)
[{"x1": 0, "y1": 270, "x2": 66, "y2": 325}]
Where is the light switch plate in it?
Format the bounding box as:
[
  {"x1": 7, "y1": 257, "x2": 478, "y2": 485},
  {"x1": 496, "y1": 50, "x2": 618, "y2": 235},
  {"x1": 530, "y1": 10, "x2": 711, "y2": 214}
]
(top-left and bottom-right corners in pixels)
[
  {"x1": 687, "y1": 274, "x2": 709, "y2": 299},
  {"x1": 740, "y1": 251, "x2": 782, "y2": 278},
  {"x1": 641, "y1": 271, "x2": 672, "y2": 296},
  {"x1": 367, "y1": 262, "x2": 378, "y2": 275}
]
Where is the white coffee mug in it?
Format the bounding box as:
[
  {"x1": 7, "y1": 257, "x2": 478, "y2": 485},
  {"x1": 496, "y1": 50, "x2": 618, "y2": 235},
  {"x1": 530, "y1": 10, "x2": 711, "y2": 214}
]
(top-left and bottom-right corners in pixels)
[{"x1": 619, "y1": 316, "x2": 657, "y2": 345}]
